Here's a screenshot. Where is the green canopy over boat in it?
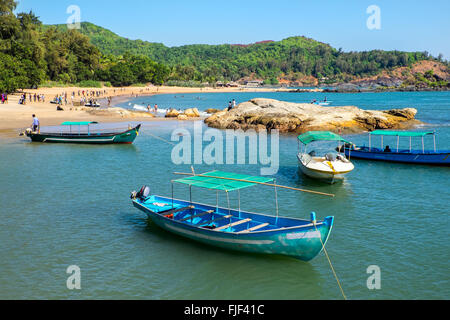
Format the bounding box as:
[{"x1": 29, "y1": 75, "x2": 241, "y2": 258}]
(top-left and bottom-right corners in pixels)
[
  {"x1": 298, "y1": 131, "x2": 351, "y2": 145},
  {"x1": 174, "y1": 171, "x2": 274, "y2": 192},
  {"x1": 61, "y1": 121, "x2": 98, "y2": 126},
  {"x1": 370, "y1": 130, "x2": 434, "y2": 137}
]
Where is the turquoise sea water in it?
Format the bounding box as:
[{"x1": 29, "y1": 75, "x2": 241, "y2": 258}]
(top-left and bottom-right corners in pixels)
[{"x1": 0, "y1": 91, "x2": 449, "y2": 300}]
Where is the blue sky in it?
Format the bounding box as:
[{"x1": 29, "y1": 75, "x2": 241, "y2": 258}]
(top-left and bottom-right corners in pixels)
[{"x1": 16, "y1": 0, "x2": 450, "y2": 59}]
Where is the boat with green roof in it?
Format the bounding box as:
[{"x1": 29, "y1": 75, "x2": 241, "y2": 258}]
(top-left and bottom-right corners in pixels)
[
  {"x1": 25, "y1": 122, "x2": 141, "y2": 144},
  {"x1": 337, "y1": 130, "x2": 450, "y2": 166},
  {"x1": 130, "y1": 171, "x2": 335, "y2": 262},
  {"x1": 297, "y1": 131, "x2": 355, "y2": 184}
]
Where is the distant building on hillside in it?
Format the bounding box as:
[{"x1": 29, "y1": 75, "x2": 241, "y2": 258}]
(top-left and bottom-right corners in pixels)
[
  {"x1": 215, "y1": 81, "x2": 240, "y2": 88},
  {"x1": 244, "y1": 80, "x2": 264, "y2": 87}
]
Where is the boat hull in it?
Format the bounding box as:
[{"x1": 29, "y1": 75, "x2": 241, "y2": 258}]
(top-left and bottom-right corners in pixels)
[
  {"x1": 297, "y1": 154, "x2": 353, "y2": 184},
  {"x1": 132, "y1": 196, "x2": 334, "y2": 262},
  {"x1": 342, "y1": 146, "x2": 450, "y2": 166},
  {"x1": 26, "y1": 125, "x2": 141, "y2": 144}
]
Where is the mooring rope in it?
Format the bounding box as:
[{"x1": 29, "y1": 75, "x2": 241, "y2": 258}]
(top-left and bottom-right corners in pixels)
[
  {"x1": 314, "y1": 223, "x2": 347, "y2": 300},
  {"x1": 147, "y1": 132, "x2": 176, "y2": 146}
]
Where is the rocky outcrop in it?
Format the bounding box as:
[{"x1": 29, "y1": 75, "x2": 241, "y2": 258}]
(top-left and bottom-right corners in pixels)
[
  {"x1": 205, "y1": 108, "x2": 223, "y2": 114},
  {"x1": 183, "y1": 108, "x2": 200, "y2": 117},
  {"x1": 204, "y1": 98, "x2": 419, "y2": 133},
  {"x1": 165, "y1": 109, "x2": 180, "y2": 118},
  {"x1": 166, "y1": 108, "x2": 201, "y2": 119}
]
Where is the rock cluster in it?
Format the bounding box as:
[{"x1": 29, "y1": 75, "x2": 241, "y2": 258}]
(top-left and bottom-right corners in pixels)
[
  {"x1": 165, "y1": 108, "x2": 201, "y2": 120},
  {"x1": 204, "y1": 98, "x2": 419, "y2": 133}
]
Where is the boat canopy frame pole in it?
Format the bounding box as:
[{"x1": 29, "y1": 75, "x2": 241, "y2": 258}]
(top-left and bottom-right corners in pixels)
[
  {"x1": 397, "y1": 135, "x2": 400, "y2": 153},
  {"x1": 434, "y1": 133, "x2": 436, "y2": 152},
  {"x1": 274, "y1": 179, "x2": 279, "y2": 223},
  {"x1": 422, "y1": 137, "x2": 425, "y2": 154},
  {"x1": 226, "y1": 191, "x2": 232, "y2": 226},
  {"x1": 369, "y1": 134, "x2": 371, "y2": 151},
  {"x1": 237, "y1": 189, "x2": 241, "y2": 217},
  {"x1": 216, "y1": 190, "x2": 219, "y2": 213},
  {"x1": 171, "y1": 182, "x2": 174, "y2": 209}
]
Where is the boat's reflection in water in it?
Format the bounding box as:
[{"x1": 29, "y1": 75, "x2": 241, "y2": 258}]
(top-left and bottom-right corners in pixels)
[
  {"x1": 295, "y1": 167, "x2": 354, "y2": 196},
  {"x1": 275, "y1": 165, "x2": 353, "y2": 198},
  {"x1": 119, "y1": 209, "x2": 325, "y2": 298}
]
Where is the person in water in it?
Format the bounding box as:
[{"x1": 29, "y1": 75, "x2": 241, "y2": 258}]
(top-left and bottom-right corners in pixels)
[{"x1": 31, "y1": 114, "x2": 40, "y2": 133}]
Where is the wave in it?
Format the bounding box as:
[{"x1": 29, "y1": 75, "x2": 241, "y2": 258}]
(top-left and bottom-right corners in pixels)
[{"x1": 132, "y1": 104, "x2": 211, "y2": 117}]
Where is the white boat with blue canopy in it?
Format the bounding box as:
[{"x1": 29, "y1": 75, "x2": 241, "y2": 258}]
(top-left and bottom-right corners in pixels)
[
  {"x1": 297, "y1": 131, "x2": 355, "y2": 183},
  {"x1": 131, "y1": 171, "x2": 335, "y2": 261}
]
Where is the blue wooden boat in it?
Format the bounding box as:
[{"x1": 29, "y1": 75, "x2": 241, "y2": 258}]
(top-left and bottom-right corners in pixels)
[
  {"x1": 338, "y1": 130, "x2": 450, "y2": 166},
  {"x1": 130, "y1": 171, "x2": 334, "y2": 262},
  {"x1": 25, "y1": 122, "x2": 141, "y2": 144}
]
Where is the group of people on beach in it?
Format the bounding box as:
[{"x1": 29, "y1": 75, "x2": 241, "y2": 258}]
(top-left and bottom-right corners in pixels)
[
  {"x1": 17, "y1": 93, "x2": 47, "y2": 105},
  {"x1": 1, "y1": 93, "x2": 8, "y2": 104},
  {"x1": 50, "y1": 90, "x2": 109, "y2": 107}
]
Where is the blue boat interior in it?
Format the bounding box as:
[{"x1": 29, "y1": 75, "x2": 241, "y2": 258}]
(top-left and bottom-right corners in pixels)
[{"x1": 139, "y1": 195, "x2": 314, "y2": 234}]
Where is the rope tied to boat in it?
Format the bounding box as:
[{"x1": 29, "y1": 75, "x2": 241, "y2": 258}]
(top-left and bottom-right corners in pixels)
[
  {"x1": 326, "y1": 161, "x2": 337, "y2": 174},
  {"x1": 312, "y1": 218, "x2": 347, "y2": 300},
  {"x1": 147, "y1": 132, "x2": 176, "y2": 146}
]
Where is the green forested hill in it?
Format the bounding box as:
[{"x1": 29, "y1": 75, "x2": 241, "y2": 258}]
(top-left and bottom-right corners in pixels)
[
  {"x1": 0, "y1": 1, "x2": 168, "y2": 93},
  {"x1": 1, "y1": 0, "x2": 447, "y2": 94},
  {"x1": 48, "y1": 22, "x2": 439, "y2": 84}
]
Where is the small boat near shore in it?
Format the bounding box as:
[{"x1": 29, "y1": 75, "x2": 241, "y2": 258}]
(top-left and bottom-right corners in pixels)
[
  {"x1": 25, "y1": 121, "x2": 141, "y2": 144},
  {"x1": 131, "y1": 171, "x2": 334, "y2": 261},
  {"x1": 297, "y1": 131, "x2": 355, "y2": 183},
  {"x1": 337, "y1": 130, "x2": 450, "y2": 166}
]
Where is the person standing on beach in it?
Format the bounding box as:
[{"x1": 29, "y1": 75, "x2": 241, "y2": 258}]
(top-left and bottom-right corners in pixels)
[{"x1": 31, "y1": 115, "x2": 40, "y2": 133}]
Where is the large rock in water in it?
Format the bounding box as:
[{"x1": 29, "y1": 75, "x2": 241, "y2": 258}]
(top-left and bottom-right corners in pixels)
[
  {"x1": 204, "y1": 98, "x2": 419, "y2": 133},
  {"x1": 183, "y1": 108, "x2": 200, "y2": 117}
]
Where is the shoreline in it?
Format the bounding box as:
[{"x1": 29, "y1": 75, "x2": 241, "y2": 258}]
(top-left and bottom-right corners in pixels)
[
  {"x1": 0, "y1": 85, "x2": 282, "y2": 138},
  {"x1": 1, "y1": 84, "x2": 446, "y2": 139}
]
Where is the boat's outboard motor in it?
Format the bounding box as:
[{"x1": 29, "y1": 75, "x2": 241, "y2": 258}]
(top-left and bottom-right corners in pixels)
[{"x1": 131, "y1": 186, "x2": 151, "y2": 201}]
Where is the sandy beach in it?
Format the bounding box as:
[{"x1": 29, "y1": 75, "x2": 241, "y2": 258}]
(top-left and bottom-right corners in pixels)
[{"x1": 0, "y1": 85, "x2": 282, "y2": 137}]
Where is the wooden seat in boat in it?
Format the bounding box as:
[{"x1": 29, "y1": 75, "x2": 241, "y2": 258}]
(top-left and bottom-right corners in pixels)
[
  {"x1": 237, "y1": 223, "x2": 270, "y2": 234},
  {"x1": 160, "y1": 206, "x2": 194, "y2": 217},
  {"x1": 179, "y1": 210, "x2": 214, "y2": 222},
  {"x1": 199, "y1": 215, "x2": 232, "y2": 227},
  {"x1": 215, "y1": 218, "x2": 252, "y2": 231}
]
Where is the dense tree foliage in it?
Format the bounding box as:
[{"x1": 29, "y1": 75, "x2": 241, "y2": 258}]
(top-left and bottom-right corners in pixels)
[
  {"x1": 0, "y1": 1, "x2": 168, "y2": 92},
  {"x1": 1, "y1": 1, "x2": 447, "y2": 92},
  {"x1": 51, "y1": 22, "x2": 443, "y2": 84}
]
